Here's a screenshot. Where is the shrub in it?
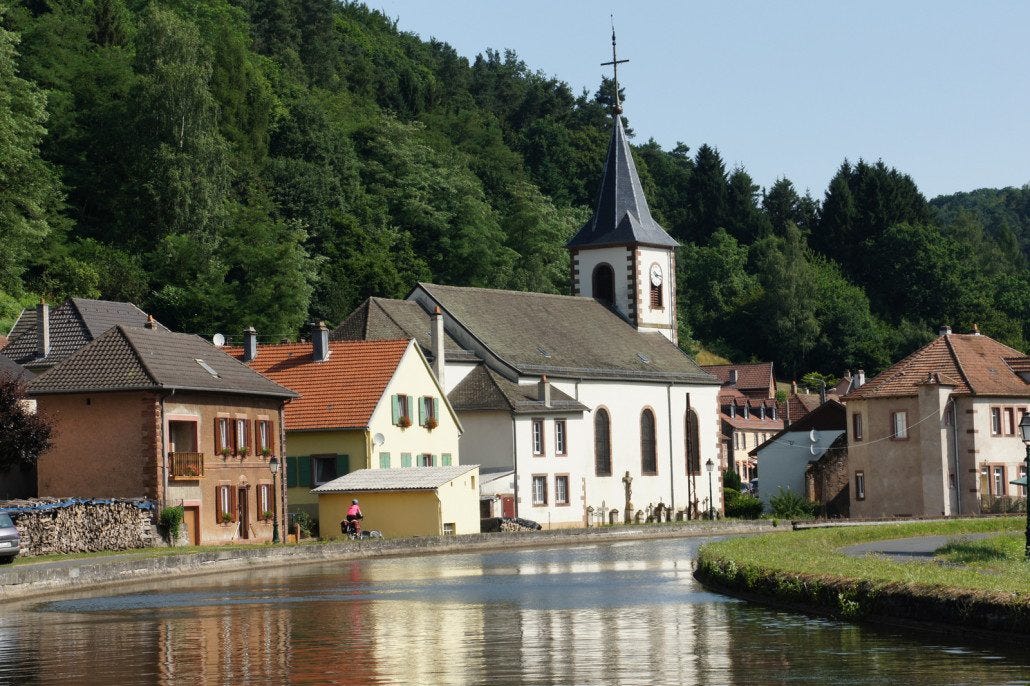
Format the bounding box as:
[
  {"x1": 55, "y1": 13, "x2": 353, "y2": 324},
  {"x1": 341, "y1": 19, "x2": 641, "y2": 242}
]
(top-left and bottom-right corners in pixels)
[
  {"x1": 292, "y1": 511, "x2": 317, "y2": 538},
  {"x1": 769, "y1": 487, "x2": 820, "y2": 519},
  {"x1": 159, "y1": 505, "x2": 185, "y2": 541},
  {"x1": 724, "y1": 488, "x2": 763, "y2": 519},
  {"x1": 723, "y1": 469, "x2": 742, "y2": 491}
]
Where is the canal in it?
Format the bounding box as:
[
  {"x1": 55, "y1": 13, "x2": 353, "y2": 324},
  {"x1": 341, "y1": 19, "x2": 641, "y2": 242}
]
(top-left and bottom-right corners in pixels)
[{"x1": 1, "y1": 537, "x2": 1026, "y2": 684}]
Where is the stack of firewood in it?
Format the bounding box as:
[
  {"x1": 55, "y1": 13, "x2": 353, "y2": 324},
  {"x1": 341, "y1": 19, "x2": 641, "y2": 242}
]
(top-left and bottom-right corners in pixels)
[
  {"x1": 499, "y1": 517, "x2": 542, "y2": 532},
  {"x1": 5, "y1": 499, "x2": 154, "y2": 557}
]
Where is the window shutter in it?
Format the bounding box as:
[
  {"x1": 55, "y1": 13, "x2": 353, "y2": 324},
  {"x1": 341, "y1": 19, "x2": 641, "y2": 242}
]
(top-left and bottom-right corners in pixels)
[
  {"x1": 253, "y1": 421, "x2": 260, "y2": 453},
  {"x1": 379, "y1": 452, "x2": 391, "y2": 469},
  {"x1": 442, "y1": 453, "x2": 452, "y2": 466},
  {"x1": 286, "y1": 456, "x2": 297, "y2": 487},
  {"x1": 391, "y1": 395, "x2": 400, "y2": 424},
  {"x1": 244, "y1": 419, "x2": 252, "y2": 453},
  {"x1": 407, "y1": 396, "x2": 415, "y2": 422},
  {"x1": 298, "y1": 456, "x2": 313, "y2": 487},
  {"x1": 215, "y1": 486, "x2": 222, "y2": 523},
  {"x1": 418, "y1": 397, "x2": 427, "y2": 426},
  {"x1": 337, "y1": 454, "x2": 349, "y2": 477},
  {"x1": 230, "y1": 487, "x2": 238, "y2": 522},
  {"x1": 432, "y1": 398, "x2": 440, "y2": 421},
  {"x1": 401, "y1": 452, "x2": 412, "y2": 468},
  {"x1": 214, "y1": 418, "x2": 221, "y2": 451}
]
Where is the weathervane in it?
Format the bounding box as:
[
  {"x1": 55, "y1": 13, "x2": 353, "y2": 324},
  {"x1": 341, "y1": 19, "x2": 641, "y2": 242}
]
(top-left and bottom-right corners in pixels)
[{"x1": 601, "y1": 15, "x2": 628, "y2": 115}]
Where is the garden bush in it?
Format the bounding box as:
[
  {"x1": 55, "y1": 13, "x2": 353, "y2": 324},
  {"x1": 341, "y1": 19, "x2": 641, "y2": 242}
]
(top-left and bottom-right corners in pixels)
[
  {"x1": 159, "y1": 505, "x2": 185, "y2": 542},
  {"x1": 723, "y1": 469, "x2": 742, "y2": 492},
  {"x1": 724, "y1": 488, "x2": 763, "y2": 519},
  {"x1": 769, "y1": 488, "x2": 820, "y2": 519}
]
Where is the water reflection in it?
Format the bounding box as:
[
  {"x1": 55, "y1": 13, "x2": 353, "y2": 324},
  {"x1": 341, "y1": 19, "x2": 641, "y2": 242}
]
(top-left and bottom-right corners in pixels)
[{"x1": 0, "y1": 539, "x2": 1027, "y2": 685}]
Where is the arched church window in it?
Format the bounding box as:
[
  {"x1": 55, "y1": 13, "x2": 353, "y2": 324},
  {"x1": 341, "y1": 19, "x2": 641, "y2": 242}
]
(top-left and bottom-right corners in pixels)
[
  {"x1": 640, "y1": 409, "x2": 657, "y2": 474},
  {"x1": 594, "y1": 408, "x2": 612, "y2": 476},
  {"x1": 592, "y1": 263, "x2": 616, "y2": 308},
  {"x1": 685, "y1": 408, "x2": 701, "y2": 475}
]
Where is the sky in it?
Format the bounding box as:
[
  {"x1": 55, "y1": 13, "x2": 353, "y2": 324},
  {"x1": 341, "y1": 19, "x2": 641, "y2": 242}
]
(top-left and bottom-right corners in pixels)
[{"x1": 370, "y1": 0, "x2": 1028, "y2": 199}]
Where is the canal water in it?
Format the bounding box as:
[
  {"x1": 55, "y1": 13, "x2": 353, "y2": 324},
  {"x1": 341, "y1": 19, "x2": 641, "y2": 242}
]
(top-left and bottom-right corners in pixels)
[{"x1": 0, "y1": 538, "x2": 1027, "y2": 685}]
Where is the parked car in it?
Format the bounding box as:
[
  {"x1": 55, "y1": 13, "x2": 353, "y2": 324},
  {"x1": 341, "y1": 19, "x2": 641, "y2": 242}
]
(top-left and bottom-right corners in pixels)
[{"x1": 0, "y1": 513, "x2": 20, "y2": 564}]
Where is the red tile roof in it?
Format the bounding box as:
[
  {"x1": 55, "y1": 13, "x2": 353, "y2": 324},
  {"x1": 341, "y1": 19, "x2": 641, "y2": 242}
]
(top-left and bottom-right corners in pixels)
[
  {"x1": 702, "y1": 362, "x2": 774, "y2": 397},
  {"x1": 227, "y1": 339, "x2": 411, "y2": 430},
  {"x1": 845, "y1": 334, "x2": 1029, "y2": 400}
]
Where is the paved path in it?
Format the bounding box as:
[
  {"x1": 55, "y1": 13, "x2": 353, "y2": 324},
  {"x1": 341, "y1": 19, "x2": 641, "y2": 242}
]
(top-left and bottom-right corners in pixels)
[{"x1": 840, "y1": 533, "x2": 991, "y2": 561}]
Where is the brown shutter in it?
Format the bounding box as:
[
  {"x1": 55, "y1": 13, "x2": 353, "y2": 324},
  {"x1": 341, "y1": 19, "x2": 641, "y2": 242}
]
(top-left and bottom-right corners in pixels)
[
  {"x1": 214, "y1": 418, "x2": 221, "y2": 452},
  {"x1": 269, "y1": 421, "x2": 275, "y2": 453},
  {"x1": 254, "y1": 421, "x2": 260, "y2": 454},
  {"x1": 244, "y1": 419, "x2": 252, "y2": 455},
  {"x1": 215, "y1": 486, "x2": 223, "y2": 524}
]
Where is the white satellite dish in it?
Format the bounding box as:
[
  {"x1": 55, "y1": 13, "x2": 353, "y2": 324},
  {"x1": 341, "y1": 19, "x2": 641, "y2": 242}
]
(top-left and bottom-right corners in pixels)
[
  {"x1": 809, "y1": 428, "x2": 818, "y2": 443},
  {"x1": 373, "y1": 432, "x2": 386, "y2": 446},
  {"x1": 809, "y1": 444, "x2": 819, "y2": 456},
  {"x1": 212, "y1": 333, "x2": 226, "y2": 347}
]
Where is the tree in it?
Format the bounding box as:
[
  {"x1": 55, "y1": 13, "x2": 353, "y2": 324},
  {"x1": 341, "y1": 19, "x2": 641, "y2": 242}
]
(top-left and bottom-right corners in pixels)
[
  {"x1": 0, "y1": 374, "x2": 52, "y2": 473},
  {"x1": 684, "y1": 144, "x2": 728, "y2": 243},
  {"x1": 725, "y1": 167, "x2": 771, "y2": 243}
]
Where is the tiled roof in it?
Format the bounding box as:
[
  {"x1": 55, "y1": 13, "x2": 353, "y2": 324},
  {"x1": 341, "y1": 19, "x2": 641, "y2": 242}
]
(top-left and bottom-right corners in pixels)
[
  {"x1": 415, "y1": 283, "x2": 719, "y2": 385},
  {"x1": 567, "y1": 116, "x2": 678, "y2": 249},
  {"x1": 448, "y1": 365, "x2": 588, "y2": 414},
  {"x1": 844, "y1": 333, "x2": 1029, "y2": 400},
  {"x1": 0, "y1": 355, "x2": 33, "y2": 382},
  {"x1": 331, "y1": 298, "x2": 479, "y2": 363},
  {"x1": 785, "y1": 393, "x2": 823, "y2": 423},
  {"x1": 28, "y1": 326, "x2": 295, "y2": 398},
  {"x1": 702, "y1": 362, "x2": 774, "y2": 396},
  {"x1": 751, "y1": 400, "x2": 847, "y2": 456},
  {"x1": 722, "y1": 414, "x2": 783, "y2": 431},
  {"x1": 228, "y1": 339, "x2": 410, "y2": 430},
  {"x1": 2, "y1": 299, "x2": 166, "y2": 371},
  {"x1": 312, "y1": 465, "x2": 477, "y2": 493}
]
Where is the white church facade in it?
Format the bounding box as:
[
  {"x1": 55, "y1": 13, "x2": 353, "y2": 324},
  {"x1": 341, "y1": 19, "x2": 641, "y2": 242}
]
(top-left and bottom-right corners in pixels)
[{"x1": 333, "y1": 101, "x2": 723, "y2": 527}]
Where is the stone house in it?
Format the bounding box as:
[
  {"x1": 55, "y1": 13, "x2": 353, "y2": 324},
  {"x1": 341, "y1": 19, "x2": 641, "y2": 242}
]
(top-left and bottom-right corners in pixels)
[
  {"x1": 227, "y1": 326, "x2": 462, "y2": 521},
  {"x1": 28, "y1": 324, "x2": 296, "y2": 545},
  {"x1": 843, "y1": 327, "x2": 1029, "y2": 518},
  {"x1": 702, "y1": 363, "x2": 781, "y2": 481}
]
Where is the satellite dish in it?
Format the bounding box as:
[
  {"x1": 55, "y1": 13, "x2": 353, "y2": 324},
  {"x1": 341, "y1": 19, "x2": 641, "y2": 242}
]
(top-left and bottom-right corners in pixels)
[
  {"x1": 809, "y1": 444, "x2": 819, "y2": 456},
  {"x1": 809, "y1": 428, "x2": 818, "y2": 443},
  {"x1": 212, "y1": 333, "x2": 226, "y2": 347},
  {"x1": 373, "y1": 433, "x2": 386, "y2": 446}
]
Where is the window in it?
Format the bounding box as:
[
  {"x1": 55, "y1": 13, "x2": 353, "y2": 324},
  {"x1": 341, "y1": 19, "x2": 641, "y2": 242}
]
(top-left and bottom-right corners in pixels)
[
  {"x1": 532, "y1": 476, "x2": 547, "y2": 505},
  {"x1": 216, "y1": 485, "x2": 234, "y2": 523},
  {"x1": 379, "y1": 452, "x2": 391, "y2": 469},
  {"x1": 990, "y1": 407, "x2": 1002, "y2": 435},
  {"x1": 441, "y1": 453, "x2": 452, "y2": 466},
  {"x1": 443, "y1": 523, "x2": 455, "y2": 536},
  {"x1": 891, "y1": 411, "x2": 908, "y2": 439},
  {"x1": 650, "y1": 281, "x2": 663, "y2": 309},
  {"x1": 312, "y1": 455, "x2": 338, "y2": 486},
  {"x1": 686, "y1": 409, "x2": 701, "y2": 475},
  {"x1": 592, "y1": 263, "x2": 615, "y2": 308},
  {"x1": 255, "y1": 420, "x2": 273, "y2": 455},
  {"x1": 640, "y1": 409, "x2": 657, "y2": 474},
  {"x1": 532, "y1": 419, "x2": 545, "y2": 456},
  {"x1": 555, "y1": 419, "x2": 567, "y2": 456},
  {"x1": 993, "y1": 466, "x2": 1006, "y2": 496},
  {"x1": 418, "y1": 453, "x2": 434, "y2": 467},
  {"x1": 555, "y1": 475, "x2": 570, "y2": 505},
  {"x1": 401, "y1": 452, "x2": 412, "y2": 468},
  {"x1": 1004, "y1": 408, "x2": 1015, "y2": 435},
  {"x1": 168, "y1": 420, "x2": 198, "y2": 453},
  {"x1": 235, "y1": 419, "x2": 249, "y2": 455},
  {"x1": 258, "y1": 484, "x2": 272, "y2": 516},
  {"x1": 419, "y1": 396, "x2": 439, "y2": 427},
  {"x1": 1020, "y1": 465, "x2": 1028, "y2": 497},
  {"x1": 854, "y1": 471, "x2": 865, "y2": 501},
  {"x1": 392, "y1": 394, "x2": 413, "y2": 426},
  {"x1": 216, "y1": 417, "x2": 233, "y2": 454},
  {"x1": 852, "y1": 413, "x2": 863, "y2": 441},
  {"x1": 594, "y1": 409, "x2": 612, "y2": 476}
]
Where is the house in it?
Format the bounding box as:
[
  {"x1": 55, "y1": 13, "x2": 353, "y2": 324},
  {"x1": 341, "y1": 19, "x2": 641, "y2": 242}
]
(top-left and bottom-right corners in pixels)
[
  {"x1": 702, "y1": 363, "x2": 781, "y2": 481},
  {"x1": 702, "y1": 362, "x2": 775, "y2": 401},
  {"x1": 313, "y1": 465, "x2": 480, "y2": 538},
  {"x1": 228, "y1": 323, "x2": 462, "y2": 521},
  {"x1": 749, "y1": 400, "x2": 847, "y2": 513},
  {"x1": 333, "y1": 98, "x2": 723, "y2": 526},
  {"x1": 27, "y1": 323, "x2": 297, "y2": 545},
  {"x1": 843, "y1": 326, "x2": 1029, "y2": 518},
  {"x1": 2, "y1": 298, "x2": 165, "y2": 373}
]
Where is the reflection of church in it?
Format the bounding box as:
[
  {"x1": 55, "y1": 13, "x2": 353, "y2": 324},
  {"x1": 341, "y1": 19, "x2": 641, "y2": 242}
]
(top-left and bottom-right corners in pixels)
[{"x1": 335, "y1": 44, "x2": 723, "y2": 525}]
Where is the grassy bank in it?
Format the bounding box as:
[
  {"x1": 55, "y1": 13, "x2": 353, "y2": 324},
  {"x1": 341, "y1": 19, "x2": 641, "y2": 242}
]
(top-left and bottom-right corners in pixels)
[{"x1": 695, "y1": 518, "x2": 1029, "y2": 638}]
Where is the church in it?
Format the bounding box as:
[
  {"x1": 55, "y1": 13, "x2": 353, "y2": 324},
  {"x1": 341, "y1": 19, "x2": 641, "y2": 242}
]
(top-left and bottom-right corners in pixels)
[{"x1": 333, "y1": 68, "x2": 723, "y2": 527}]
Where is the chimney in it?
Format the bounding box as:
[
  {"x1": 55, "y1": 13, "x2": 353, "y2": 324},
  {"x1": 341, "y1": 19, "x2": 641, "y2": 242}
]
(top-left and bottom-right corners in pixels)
[
  {"x1": 743, "y1": 402, "x2": 750, "y2": 419},
  {"x1": 144, "y1": 314, "x2": 156, "y2": 330},
  {"x1": 36, "y1": 299, "x2": 50, "y2": 359},
  {"x1": 939, "y1": 324, "x2": 951, "y2": 336},
  {"x1": 431, "y1": 306, "x2": 445, "y2": 386},
  {"x1": 819, "y1": 381, "x2": 827, "y2": 405},
  {"x1": 538, "y1": 375, "x2": 552, "y2": 408},
  {"x1": 310, "y1": 321, "x2": 330, "y2": 362},
  {"x1": 855, "y1": 369, "x2": 865, "y2": 388},
  {"x1": 844, "y1": 370, "x2": 852, "y2": 381},
  {"x1": 729, "y1": 402, "x2": 736, "y2": 418},
  {"x1": 791, "y1": 380, "x2": 798, "y2": 394},
  {"x1": 972, "y1": 323, "x2": 981, "y2": 335},
  {"x1": 243, "y1": 326, "x2": 258, "y2": 362},
  {"x1": 729, "y1": 369, "x2": 739, "y2": 385}
]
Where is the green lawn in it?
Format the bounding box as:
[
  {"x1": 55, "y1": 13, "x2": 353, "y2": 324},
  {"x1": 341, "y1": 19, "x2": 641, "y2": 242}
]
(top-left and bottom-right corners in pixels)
[
  {"x1": 698, "y1": 518, "x2": 1029, "y2": 597},
  {"x1": 5, "y1": 540, "x2": 323, "y2": 567}
]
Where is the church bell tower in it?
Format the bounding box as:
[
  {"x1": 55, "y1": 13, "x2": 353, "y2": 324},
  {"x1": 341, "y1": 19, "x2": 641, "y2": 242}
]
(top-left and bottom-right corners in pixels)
[{"x1": 566, "y1": 28, "x2": 679, "y2": 344}]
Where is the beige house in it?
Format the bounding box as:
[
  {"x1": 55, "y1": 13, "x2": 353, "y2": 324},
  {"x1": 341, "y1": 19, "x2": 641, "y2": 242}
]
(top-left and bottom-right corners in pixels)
[{"x1": 844, "y1": 327, "x2": 1029, "y2": 518}]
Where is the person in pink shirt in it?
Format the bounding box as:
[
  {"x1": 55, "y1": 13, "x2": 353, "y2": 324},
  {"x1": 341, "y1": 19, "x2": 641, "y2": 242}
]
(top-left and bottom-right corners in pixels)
[{"x1": 344, "y1": 499, "x2": 363, "y2": 535}]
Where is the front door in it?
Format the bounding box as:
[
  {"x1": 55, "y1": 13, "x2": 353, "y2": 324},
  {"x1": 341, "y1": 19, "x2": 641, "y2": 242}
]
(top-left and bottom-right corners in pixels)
[
  {"x1": 237, "y1": 487, "x2": 250, "y2": 539},
  {"x1": 183, "y1": 506, "x2": 200, "y2": 545},
  {"x1": 501, "y1": 496, "x2": 515, "y2": 518}
]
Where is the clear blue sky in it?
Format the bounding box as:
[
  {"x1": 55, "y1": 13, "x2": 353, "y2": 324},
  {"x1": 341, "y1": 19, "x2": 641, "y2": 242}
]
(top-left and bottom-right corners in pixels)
[{"x1": 371, "y1": 0, "x2": 1028, "y2": 199}]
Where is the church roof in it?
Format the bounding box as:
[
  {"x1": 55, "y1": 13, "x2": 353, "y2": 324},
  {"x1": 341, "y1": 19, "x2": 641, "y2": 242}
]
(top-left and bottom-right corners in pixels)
[
  {"x1": 414, "y1": 283, "x2": 718, "y2": 385},
  {"x1": 567, "y1": 116, "x2": 678, "y2": 250},
  {"x1": 331, "y1": 297, "x2": 479, "y2": 363},
  {"x1": 449, "y1": 365, "x2": 588, "y2": 415}
]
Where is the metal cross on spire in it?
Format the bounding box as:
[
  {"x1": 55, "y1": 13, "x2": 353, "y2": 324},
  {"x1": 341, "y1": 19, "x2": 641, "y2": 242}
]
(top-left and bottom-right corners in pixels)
[{"x1": 601, "y1": 16, "x2": 628, "y2": 115}]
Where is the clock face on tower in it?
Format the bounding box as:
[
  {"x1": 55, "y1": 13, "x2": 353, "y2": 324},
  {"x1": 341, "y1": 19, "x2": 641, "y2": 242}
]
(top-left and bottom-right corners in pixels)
[{"x1": 649, "y1": 263, "x2": 663, "y2": 287}]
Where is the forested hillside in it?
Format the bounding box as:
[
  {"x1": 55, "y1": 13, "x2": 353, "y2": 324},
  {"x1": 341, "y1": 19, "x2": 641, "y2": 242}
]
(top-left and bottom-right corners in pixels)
[{"x1": 1, "y1": 0, "x2": 1026, "y2": 379}]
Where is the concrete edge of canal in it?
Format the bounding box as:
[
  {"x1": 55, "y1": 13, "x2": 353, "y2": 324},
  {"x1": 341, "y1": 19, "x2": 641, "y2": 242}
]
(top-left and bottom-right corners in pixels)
[{"x1": 0, "y1": 520, "x2": 777, "y2": 601}]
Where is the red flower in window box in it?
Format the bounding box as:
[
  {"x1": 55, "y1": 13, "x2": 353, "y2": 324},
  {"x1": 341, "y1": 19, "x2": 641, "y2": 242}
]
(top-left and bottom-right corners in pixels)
[
  {"x1": 398, "y1": 416, "x2": 412, "y2": 429},
  {"x1": 425, "y1": 417, "x2": 439, "y2": 430},
  {"x1": 183, "y1": 465, "x2": 200, "y2": 477}
]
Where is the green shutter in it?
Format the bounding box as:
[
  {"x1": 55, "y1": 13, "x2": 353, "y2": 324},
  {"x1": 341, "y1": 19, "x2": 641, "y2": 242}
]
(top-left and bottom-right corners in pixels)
[
  {"x1": 391, "y1": 395, "x2": 400, "y2": 424},
  {"x1": 298, "y1": 456, "x2": 312, "y2": 488},
  {"x1": 418, "y1": 397, "x2": 427, "y2": 426},
  {"x1": 337, "y1": 454, "x2": 350, "y2": 476},
  {"x1": 432, "y1": 397, "x2": 440, "y2": 422},
  {"x1": 407, "y1": 396, "x2": 415, "y2": 423},
  {"x1": 442, "y1": 453, "x2": 452, "y2": 466},
  {"x1": 401, "y1": 452, "x2": 412, "y2": 468},
  {"x1": 379, "y1": 452, "x2": 391, "y2": 469},
  {"x1": 286, "y1": 456, "x2": 297, "y2": 487}
]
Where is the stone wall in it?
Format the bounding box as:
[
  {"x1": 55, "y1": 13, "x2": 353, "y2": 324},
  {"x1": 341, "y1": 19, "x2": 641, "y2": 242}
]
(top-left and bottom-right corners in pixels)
[
  {"x1": 806, "y1": 434, "x2": 850, "y2": 518},
  {"x1": 1, "y1": 498, "x2": 154, "y2": 556}
]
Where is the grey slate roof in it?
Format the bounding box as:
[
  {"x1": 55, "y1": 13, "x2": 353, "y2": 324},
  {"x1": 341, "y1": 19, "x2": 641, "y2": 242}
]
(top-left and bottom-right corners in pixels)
[
  {"x1": 2, "y1": 299, "x2": 167, "y2": 371},
  {"x1": 0, "y1": 355, "x2": 33, "y2": 382},
  {"x1": 567, "y1": 116, "x2": 678, "y2": 249},
  {"x1": 312, "y1": 466, "x2": 478, "y2": 493},
  {"x1": 449, "y1": 364, "x2": 588, "y2": 414},
  {"x1": 415, "y1": 283, "x2": 719, "y2": 385},
  {"x1": 28, "y1": 325, "x2": 297, "y2": 399},
  {"x1": 331, "y1": 297, "x2": 479, "y2": 363}
]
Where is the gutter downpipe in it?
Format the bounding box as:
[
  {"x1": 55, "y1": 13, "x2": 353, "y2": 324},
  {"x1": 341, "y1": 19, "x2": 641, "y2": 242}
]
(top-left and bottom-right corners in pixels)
[
  {"x1": 280, "y1": 400, "x2": 289, "y2": 543},
  {"x1": 511, "y1": 412, "x2": 519, "y2": 519},
  {"x1": 160, "y1": 389, "x2": 174, "y2": 509},
  {"x1": 667, "y1": 383, "x2": 675, "y2": 513},
  {"x1": 950, "y1": 397, "x2": 961, "y2": 515}
]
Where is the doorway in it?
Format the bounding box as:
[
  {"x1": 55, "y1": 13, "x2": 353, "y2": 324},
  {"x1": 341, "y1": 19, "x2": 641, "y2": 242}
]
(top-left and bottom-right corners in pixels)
[
  {"x1": 237, "y1": 487, "x2": 250, "y2": 539},
  {"x1": 183, "y1": 506, "x2": 200, "y2": 545},
  {"x1": 501, "y1": 495, "x2": 515, "y2": 518}
]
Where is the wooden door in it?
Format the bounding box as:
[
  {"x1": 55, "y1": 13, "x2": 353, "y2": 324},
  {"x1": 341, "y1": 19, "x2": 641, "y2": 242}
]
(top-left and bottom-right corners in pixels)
[
  {"x1": 183, "y1": 506, "x2": 200, "y2": 545},
  {"x1": 237, "y1": 487, "x2": 250, "y2": 539},
  {"x1": 501, "y1": 496, "x2": 515, "y2": 518}
]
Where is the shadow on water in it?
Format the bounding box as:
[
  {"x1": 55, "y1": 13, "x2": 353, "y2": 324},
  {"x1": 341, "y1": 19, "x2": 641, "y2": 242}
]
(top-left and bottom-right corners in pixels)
[{"x1": 1, "y1": 538, "x2": 1028, "y2": 685}]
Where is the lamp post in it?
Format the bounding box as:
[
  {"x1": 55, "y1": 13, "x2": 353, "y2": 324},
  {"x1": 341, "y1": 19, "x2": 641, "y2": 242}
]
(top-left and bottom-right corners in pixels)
[
  {"x1": 1019, "y1": 413, "x2": 1030, "y2": 560},
  {"x1": 705, "y1": 458, "x2": 715, "y2": 521},
  {"x1": 269, "y1": 456, "x2": 281, "y2": 544}
]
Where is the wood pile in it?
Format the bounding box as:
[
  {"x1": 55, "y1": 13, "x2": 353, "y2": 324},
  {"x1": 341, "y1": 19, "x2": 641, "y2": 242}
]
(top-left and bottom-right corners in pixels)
[{"x1": 2, "y1": 498, "x2": 154, "y2": 557}]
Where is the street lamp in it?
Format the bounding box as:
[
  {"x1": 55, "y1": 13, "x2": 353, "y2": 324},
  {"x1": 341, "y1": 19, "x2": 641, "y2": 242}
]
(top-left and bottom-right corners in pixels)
[
  {"x1": 705, "y1": 458, "x2": 715, "y2": 521},
  {"x1": 1019, "y1": 412, "x2": 1030, "y2": 560},
  {"x1": 269, "y1": 456, "x2": 281, "y2": 544}
]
